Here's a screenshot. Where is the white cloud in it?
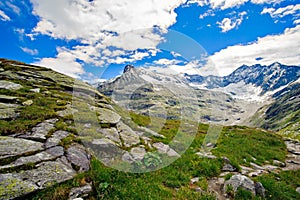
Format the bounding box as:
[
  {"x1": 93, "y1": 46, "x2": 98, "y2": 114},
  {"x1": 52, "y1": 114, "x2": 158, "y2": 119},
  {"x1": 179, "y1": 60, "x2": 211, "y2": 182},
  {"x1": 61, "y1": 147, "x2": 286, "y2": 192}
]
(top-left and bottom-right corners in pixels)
[
  {"x1": 130, "y1": 51, "x2": 150, "y2": 60},
  {"x1": 21, "y1": 47, "x2": 39, "y2": 55},
  {"x1": 34, "y1": 48, "x2": 85, "y2": 78},
  {"x1": 217, "y1": 11, "x2": 247, "y2": 32},
  {"x1": 201, "y1": 25, "x2": 300, "y2": 76},
  {"x1": 154, "y1": 59, "x2": 182, "y2": 65},
  {"x1": 261, "y1": 4, "x2": 300, "y2": 18},
  {"x1": 28, "y1": 0, "x2": 186, "y2": 77},
  {"x1": 0, "y1": 9, "x2": 10, "y2": 21}
]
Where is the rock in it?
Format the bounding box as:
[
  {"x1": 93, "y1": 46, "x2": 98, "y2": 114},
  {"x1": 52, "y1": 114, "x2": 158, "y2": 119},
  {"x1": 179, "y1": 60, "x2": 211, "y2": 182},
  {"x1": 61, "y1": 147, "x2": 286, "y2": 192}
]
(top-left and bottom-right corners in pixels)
[
  {"x1": 296, "y1": 187, "x2": 300, "y2": 194},
  {"x1": 190, "y1": 177, "x2": 199, "y2": 184},
  {"x1": 130, "y1": 147, "x2": 146, "y2": 161},
  {"x1": 0, "y1": 102, "x2": 19, "y2": 119},
  {"x1": 66, "y1": 144, "x2": 90, "y2": 172},
  {"x1": 153, "y1": 142, "x2": 180, "y2": 157},
  {"x1": 21, "y1": 156, "x2": 77, "y2": 188},
  {"x1": 97, "y1": 127, "x2": 121, "y2": 144},
  {"x1": 248, "y1": 170, "x2": 266, "y2": 177},
  {"x1": 240, "y1": 165, "x2": 253, "y2": 175},
  {"x1": 0, "y1": 173, "x2": 38, "y2": 199},
  {"x1": 45, "y1": 130, "x2": 71, "y2": 148},
  {"x1": 138, "y1": 126, "x2": 165, "y2": 138},
  {"x1": 222, "y1": 156, "x2": 231, "y2": 164},
  {"x1": 98, "y1": 108, "x2": 121, "y2": 124},
  {"x1": 117, "y1": 122, "x2": 140, "y2": 147},
  {"x1": 0, "y1": 80, "x2": 22, "y2": 90},
  {"x1": 250, "y1": 162, "x2": 264, "y2": 170},
  {"x1": 22, "y1": 100, "x2": 33, "y2": 106},
  {"x1": 19, "y1": 119, "x2": 58, "y2": 141},
  {"x1": 0, "y1": 146, "x2": 64, "y2": 170},
  {"x1": 57, "y1": 104, "x2": 78, "y2": 117},
  {"x1": 222, "y1": 164, "x2": 237, "y2": 172},
  {"x1": 223, "y1": 174, "x2": 255, "y2": 195},
  {"x1": 0, "y1": 136, "x2": 43, "y2": 159},
  {"x1": 255, "y1": 182, "x2": 265, "y2": 197},
  {"x1": 122, "y1": 152, "x2": 135, "y2": 163},
  {"x1": 30, "y1": 88, "x2": 40, "y2": 93},
  {"x1": 273, "y1": 160, "x2": 286, "y2": 167},
  {"x1": 206, "y1": 142, "x2": 215, "y2": 148},
  {"x1": 69, "y1": 184, "x2": 92, "y2": 200},
  {"x1": 196, "y1": 152, "x2": 217, "y2": 159},
  {"x1": 0, "y1": 95, "x2": 18, "y2": 103}
]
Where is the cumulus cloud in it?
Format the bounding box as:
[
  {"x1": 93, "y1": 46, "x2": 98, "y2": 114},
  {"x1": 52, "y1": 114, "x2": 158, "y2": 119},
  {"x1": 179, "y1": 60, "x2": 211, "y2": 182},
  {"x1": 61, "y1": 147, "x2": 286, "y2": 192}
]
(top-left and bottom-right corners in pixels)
[
  {"x1": 261, "y1": 4, "x2": 300, "y2": 18},
  {"x1": 217, "y1": 11, "x2": 247, "y2": 32},
  {"x1": 21, "y1": 47, "x2": 39, "y2": 55},
  {"x1": 0, "y1": 9, "x2": 10, "y2": 21},
  {"x1": 34, "y1": 48, "x2": 85, "y2": 78},
  {"x1": 28, "y1": 0, "x2": 186, "y2": 77},
  {"x1": 201, "y1": 25, "x2": 300, "y2": 76},
  {"x1": 154, "y1": 59, "x2": 182, "y2": 65}
]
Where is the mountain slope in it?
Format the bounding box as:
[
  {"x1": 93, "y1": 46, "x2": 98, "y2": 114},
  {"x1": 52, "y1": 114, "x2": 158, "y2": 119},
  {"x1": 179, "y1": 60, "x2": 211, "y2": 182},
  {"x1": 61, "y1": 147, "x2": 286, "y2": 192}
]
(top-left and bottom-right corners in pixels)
[
  {"x1": 185, "y1": 62, "x2": 300, "y2": 101},
  {"x1": 249, "y1": 82, "x2": 300, "y2": 139}
]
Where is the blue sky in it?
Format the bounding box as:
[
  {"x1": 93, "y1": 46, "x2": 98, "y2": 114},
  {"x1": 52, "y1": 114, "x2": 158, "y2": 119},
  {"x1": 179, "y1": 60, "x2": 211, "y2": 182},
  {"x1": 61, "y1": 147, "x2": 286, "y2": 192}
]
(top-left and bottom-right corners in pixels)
[{"x1": 0, "y1": 0, "x2": 299, "y2": 82}]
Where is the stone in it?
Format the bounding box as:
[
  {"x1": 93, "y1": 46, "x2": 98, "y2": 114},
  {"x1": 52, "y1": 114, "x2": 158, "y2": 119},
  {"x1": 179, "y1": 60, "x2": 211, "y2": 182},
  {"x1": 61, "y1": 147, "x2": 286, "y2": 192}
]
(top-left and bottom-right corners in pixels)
[
  {"x1": 97, "y1": 127, "x2": 121, "y2": 144},
  {"x1": 130, "y1": 147, "x2": 146, "y2": 161},
  {"x1": 19, "y1": 119, "x2": 58, "y2": 141},
  {"x1": 222, "y1": 156, "x2": 231, "y2": 164},
  {"x1": 45, "y1": 130, "x2": 71, "y2": 148},
  {"x1": 69, "y1": 184, "x2": 92, "y2": 200},
  {"x1": 0, "y1": 146, "x2": 64, "y2": 170},
  {"x1": 223, "y1": 174, "x2": 255, "y2": 195},
  {"x1": 0, "y1": 136, "x2": 43, "y2": 159},
  {"x1": 30, "y1": 88, "x2": 40, "y2": 93},
  {"x1": 240, "y1": 165, "x2": 253, "y2": 175},
  {"x1": 222, "y1": 164, "x2": 237, "y2": 172},
  {"x1": 66, "y1": 144, "x2": 90, "y2": 172},
  {"x1": 22, "y1": 100, "x2": 33, "y2": 106},
  {"x1": 0, "y1": 80, "x2": 22, "y2": 90},
  {"x1": 0, "y1": 103, "x2": 19, "y2": 119},
  {"x1": 98, "y1": 108, "x2": 121, "y2": 124},
  {"x1": 190, "y1": 177, "x2": 199, "y2": 184},
  {"x1": 255, "y1": 182, "x2": 265, "y2": 197},
  {"x1": 57, "y1": 104, "x2": 78, "y2": 117},
  {"x1": 153, "y1": 142, "x2": 180, "y2": 157},
  {"x1": 0, "y1": 173, "x2": 38, "y2": 199},
  {"x1": 296, "y1": 187, "x2": 300, "y2": 194},
  {"x1": 117, "y1": 122, "x2": 140, "y2": 147},
  {"x1": 273, "y1": 160, "x2": 286, "y2": 167},
  {"x1": 138, "y1": 126, "x2": 165, "y2": 138},
  {"x1": 20, "y1": 156, "x2": 77, "y2": 188},
  {"x1": 250, "y1": 162, "x2": 264, "y2": 170},
  {"x1": 0, "y1": 95, "x2": 18, "y2": 103},
  {"x1": 248, "y1": 170, "x2": 266, "y2": 177},
  {"x1": 122, "y1": 152, "x2": 135, "y2": 163},
  {"x1": 196, "y1": 152, "x2": 217, "y2": 159}
]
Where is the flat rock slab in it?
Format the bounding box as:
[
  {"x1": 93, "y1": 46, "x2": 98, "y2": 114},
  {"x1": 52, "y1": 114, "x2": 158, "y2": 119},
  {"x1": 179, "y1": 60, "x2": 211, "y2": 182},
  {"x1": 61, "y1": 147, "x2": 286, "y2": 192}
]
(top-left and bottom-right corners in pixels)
[
  {"x1": 0, "y1": 136, "x2": 43, "y2": 159},
  {"x1": 0, "y1": 80, "x2": 23, "y2": 90},
  {"x1": 98, "y1": 108, "x2": 121, "y2": 124},
  {"x1": 0, "y1": 157, "x2": 76, "y2": 199},
  {"x1": 117, "y1": 122, "x2": 140, "y2": 147},
  {"x1": 19, "y1": 119, "x2": 58, "y2": 141},
  {"x1": 0, "y1": 103, "x2": 19, "y2": 119},
  {"x1": 153, "y1": 142, "x2": 180, "y2": 157},
  {"x1": 0, "y1": 146, "x2": 64, "y2": 171},
  {"x1": 97, "y1": 127, "x2": 121, "y2": 144},
  {"x1": 45, "y1": 130, "x2": 71, "y2": 148},
  {"x1": 21, "y1": 157, "x2": 76, "y2": 188}
]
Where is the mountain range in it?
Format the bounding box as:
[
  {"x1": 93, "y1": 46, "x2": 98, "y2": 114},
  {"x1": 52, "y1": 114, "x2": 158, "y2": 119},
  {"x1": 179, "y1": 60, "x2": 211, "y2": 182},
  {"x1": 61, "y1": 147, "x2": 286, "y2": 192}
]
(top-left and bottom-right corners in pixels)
[{"x1": 99, "y1": 62, "x2": 300, "y2": 139}]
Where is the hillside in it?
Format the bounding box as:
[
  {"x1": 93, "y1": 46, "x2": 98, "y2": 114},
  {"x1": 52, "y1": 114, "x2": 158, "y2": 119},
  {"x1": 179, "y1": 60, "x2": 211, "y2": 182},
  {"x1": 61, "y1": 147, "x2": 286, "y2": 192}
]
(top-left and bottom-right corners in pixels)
[{"x1": 0, "y1": 59, "x2": 299, "y2": 199}]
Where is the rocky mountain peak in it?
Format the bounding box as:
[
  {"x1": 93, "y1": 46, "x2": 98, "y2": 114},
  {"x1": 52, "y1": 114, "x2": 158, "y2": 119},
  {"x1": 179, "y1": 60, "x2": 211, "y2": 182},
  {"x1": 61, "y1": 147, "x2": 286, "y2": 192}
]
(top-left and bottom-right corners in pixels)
[{"x1": 123, "y1": 64, "x2": 135, "y2": 73}]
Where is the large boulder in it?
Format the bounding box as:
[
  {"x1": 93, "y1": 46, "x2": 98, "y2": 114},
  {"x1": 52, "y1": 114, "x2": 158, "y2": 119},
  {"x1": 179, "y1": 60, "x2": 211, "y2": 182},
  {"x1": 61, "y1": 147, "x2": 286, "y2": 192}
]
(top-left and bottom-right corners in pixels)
[{"x1": 223, "y1": 174, "x2": 256, "y2": 195}]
